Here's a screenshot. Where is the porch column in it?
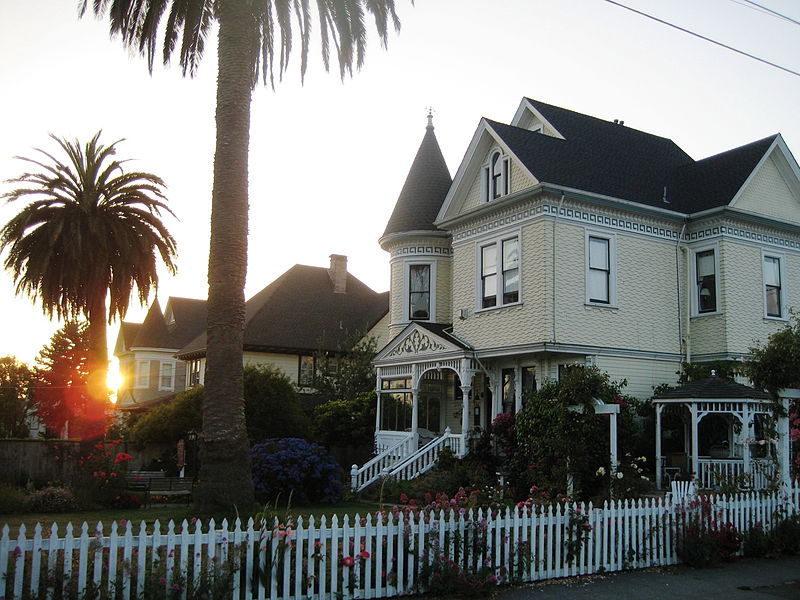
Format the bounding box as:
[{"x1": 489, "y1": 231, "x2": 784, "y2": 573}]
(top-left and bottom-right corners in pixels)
[
  {"x1": 489, "y1": 369, "x2": 502, "y2": 420},
  {"x1": 655, "y1": 404, "x2": 664, "y2": 489},
  {"x1": 460, "y1": 386, "x2": 472, "y2": 458},
  {"x1": 374, "y1": 372, "x2": 382, "y2": 449},
  {"x1": 514, "y1": 364, "x2": 523, "y2": 414},
  {"x1": 610, "y1": 410, "x2": 618, "y2": 475},
  {"x1": 690, "y1": 403, "x2": 699, "y2": 482},
  {"x1": 411, "y1": 386, "x2": 420, "y2": 451},
  {"x1": 742, "y1": 404, "x2": 752, "y2": 481},
  {"x1": 777, "y1": 393, "x2": 793, "y2": 493}
]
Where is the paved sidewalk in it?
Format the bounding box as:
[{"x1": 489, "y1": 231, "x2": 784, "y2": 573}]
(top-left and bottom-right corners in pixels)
[{"x1": 494, "y1": 555, "x2": 800, "y2": 599}]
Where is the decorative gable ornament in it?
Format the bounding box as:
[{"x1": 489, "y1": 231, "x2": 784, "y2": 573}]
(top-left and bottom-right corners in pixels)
[{"x1": 386, "y1": 329, "x2": 447, "y2": 357}]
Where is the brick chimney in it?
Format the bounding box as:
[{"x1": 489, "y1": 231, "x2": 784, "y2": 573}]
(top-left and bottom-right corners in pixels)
[{"x1": 328, "y1": 254, "x2": 348, "y2": 293}]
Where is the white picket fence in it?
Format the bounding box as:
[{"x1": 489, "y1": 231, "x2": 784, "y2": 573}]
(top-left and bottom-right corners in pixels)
[{"x1": 2, "y1": 484, "x2": 799, "y2": 599}]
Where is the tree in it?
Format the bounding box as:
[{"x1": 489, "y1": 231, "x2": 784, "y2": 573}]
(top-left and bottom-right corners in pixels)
[
  {"x1": 34, "y1": 322, "x2": 94, "y2": 438},
  {"x1": 1, "y1": 133, "x2": 177, "y2": 439},
  {"x1": 745, "y1": 315, "x2": 800, "y2": 396},
  {"x1": 81, "y1": 0, "x2": 403, "y2": 512},
  {"x1": 0, "y1": 356, "x2": 34, "y2": 438}
]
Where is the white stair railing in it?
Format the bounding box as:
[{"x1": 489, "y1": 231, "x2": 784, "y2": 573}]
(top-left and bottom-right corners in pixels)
[
  {"x1": 386, "y1": 427, "x2": 461, "y2": 482},
  {"x1": 350, "y1": 434, "x2": 415, "y2": 492}
]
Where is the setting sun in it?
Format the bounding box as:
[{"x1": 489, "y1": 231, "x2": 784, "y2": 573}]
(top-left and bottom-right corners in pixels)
[{"x1": 107, "y1": 359, "x2": 122, "y2": 404}]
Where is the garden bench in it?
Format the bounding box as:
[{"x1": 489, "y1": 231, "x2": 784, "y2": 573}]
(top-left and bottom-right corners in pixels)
[{"x1": 145, "y1": 477, "x2": 195, "y2": 506}]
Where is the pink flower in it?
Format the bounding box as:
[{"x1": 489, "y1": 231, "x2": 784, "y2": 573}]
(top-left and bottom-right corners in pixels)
[
  {"x1": 360, "y1": 550, "x2": 370, "y2": 559},
  {"x1": 114, "y1": 452, "x2": 132, "y2": 464},
  {"x1": 790, "y1": 428, "x2": 800, "y2": 442},
  {"x1": 342, "y1": 556, "x2": 355, "y2": 568}
]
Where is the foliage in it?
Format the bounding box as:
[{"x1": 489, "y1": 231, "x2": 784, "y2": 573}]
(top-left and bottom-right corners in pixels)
[
  {"x1": 243, "y1": 364, "x2": 308, "y2": 444},
  {"x1": 311, "y1": 335, "x2": 378, "y2": 405},
  {"x1": 0, "y1": 483, "x2": 27, "y2": 513},
  {"x1": 742, "y1": 523, "x2": 778, "y2": 558},
  {"x1": 677, "y1": 360, "x2": 740, "y2": 384},
  {"x1": 25, "y1": 486, "x2": 80, "y2": 513},
  {"x1": 513, "y1": 366, "x2": 640, "y2": 501},
  {"x1": 772, "y1": 514, "x2": 800, "y2": 555},
  {"x1": 674, "y1": 497, "x2": 742, "y2": 567},
  {"x1": 128, "y1": 388, "x2": 203, "y2": 448},
  {"x1": 1, "y1": 132, "x2": 177, "y2": 439},
  {"x1": 312, "y1": 391, "x2": 376, "y2": 449},
  {"x1": 129, "y1": 367, "x2": 308, "y2": 447},
  {"x1": 33, "y1": 322, "x2": 93, "y2": 438},
  {"x1": 745, "y1": 315, "x2": 800, "y2": 395},
  {"x1": 0, "y1": 356, "x2": 34, "y2": 438},
  {"x1": 250, "y1": 438, "x2": 342, "y2": 505},
  {"x1": 76, "y1": 440, "x2": 133, "y2": 508},
  {"x1": 603, "y1": 454, "x2": 652, "y2": 499}
]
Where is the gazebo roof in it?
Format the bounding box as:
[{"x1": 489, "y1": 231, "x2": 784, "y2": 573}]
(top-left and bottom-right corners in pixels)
[{"x1": 652, "y1": 375, "x2": 770, "y2": 401}]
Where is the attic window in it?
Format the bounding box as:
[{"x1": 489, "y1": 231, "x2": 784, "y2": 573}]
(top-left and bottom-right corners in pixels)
[{"x1": 482, "y1": 150, "x2": 510, "y2": 202}]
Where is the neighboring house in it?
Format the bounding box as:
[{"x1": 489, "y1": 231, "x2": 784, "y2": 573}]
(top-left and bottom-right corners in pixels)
[
  {"x1": 116, "y1": 255, "x2": 390, "y2": 403},
  {"x1": 352, "y1": 100, "x2": 800, "y2": 491},
  {"x1": 115, "y1": 296, "x2": 206, "y2": 411}
]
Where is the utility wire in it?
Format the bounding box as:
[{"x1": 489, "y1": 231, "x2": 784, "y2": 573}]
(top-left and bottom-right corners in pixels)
[
  {"x1": 742, "y1": 0, "x2": 800, "y2": 27},
  {"x1": 603, "y1": 0, "x2": 800, "y2": 78}
]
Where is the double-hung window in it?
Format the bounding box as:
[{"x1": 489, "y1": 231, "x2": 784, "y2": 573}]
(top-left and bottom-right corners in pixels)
[
  {"x1": 695, "y1": 248, "x2": 717, "y2": 314},
  {"x1": 482, "y1": 150, "x2": 510, "y2": 202},
  {"x1": 763, "y1": 253, "x2": 785, "y2": 318},
  {"x1": 134, "y1": 360, "x2": 149, "y2": 389},
  {"x1": 480, "y1": 236, "x2": 520, "y2": 309},
  {"x1": 159, "y1": 361, "x2": 175, "y2": 391},
  {"x1": 586, "y1": 232, "x2": 616, "y2": 306},
  {"x1": 409, "y1": 264, "x2": 431, "y2": 320}
]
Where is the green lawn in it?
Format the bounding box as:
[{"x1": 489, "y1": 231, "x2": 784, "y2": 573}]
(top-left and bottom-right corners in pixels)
[{"x1": 0, "y1": 500, "x2": 384, "y2": 533}]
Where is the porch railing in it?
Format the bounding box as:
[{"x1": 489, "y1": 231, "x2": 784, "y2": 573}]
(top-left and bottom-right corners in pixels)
[
  {"x1": 350, "y1": 434, "x2": 415, "y2": 492},
  {"x1": 697, "y1": 458, "x2": 777, "y2": 490},
  {"x1": 385, "y1": 428, "x2": 461, "y2": 483}
]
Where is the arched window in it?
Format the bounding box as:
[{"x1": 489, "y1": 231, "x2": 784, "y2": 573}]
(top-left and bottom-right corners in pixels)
[{"x1": 482, "y1": 149, "x2": 510, "y2": 202}]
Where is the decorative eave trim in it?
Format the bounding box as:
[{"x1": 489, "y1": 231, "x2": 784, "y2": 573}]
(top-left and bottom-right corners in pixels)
[
  {"x1": 688, "y1": 206, "x2": 800, "y2": 234},
  {"x1": 379, "y1": 229, "x2": 451, "y2": 250},
  {"x1": 473, "y1": 341, "x2": 683, "y2": 362}
]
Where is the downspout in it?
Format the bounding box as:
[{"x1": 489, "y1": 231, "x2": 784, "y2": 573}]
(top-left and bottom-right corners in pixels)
[
  {"x1": 552, "y1": 194, "x2": 566, "y2": 344},
  {"x1": 677, "y1": 221, "x2": 691, "y2": 364},
  {"x1": 675, "y1": 221, "x2": 688, "y2": 364}
]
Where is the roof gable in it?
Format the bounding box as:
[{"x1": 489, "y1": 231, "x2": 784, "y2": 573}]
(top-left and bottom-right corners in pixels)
[
  {"x1": 374, "y1": 322, "x2": 469, "y2": 363},
  {"x1": 729, "y1": 135, "x2": 800, "y2": 224}
]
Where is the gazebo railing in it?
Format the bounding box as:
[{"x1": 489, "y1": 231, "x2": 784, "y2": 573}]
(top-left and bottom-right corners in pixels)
[{"x1": 697, "y1": 458, "x2": 776, "y2": 490}]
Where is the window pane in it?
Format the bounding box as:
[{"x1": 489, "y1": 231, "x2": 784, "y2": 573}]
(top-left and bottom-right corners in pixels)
[
  {"x1": 410, "y1": 292, "x2": 430, "y2": 319},
  {"x1": 766, "y1": 286, "x2": 781, "y2": 317},
  {"x1": 503, "y1": 239, "x2": 519, "y2": 270},
  {"x1": 764, "y1": 256, "x2": 780, "y2": 287},
  {"x1": 410, "y1": 264, "x2": 430, "y2": 292},
  {"x1": 696, "y1": 250, "x2": 715, "y2": 277},
  {"x1": 482, "y1": 245, "x2": 496, "y2": 276},
  {"x1": 588, "y1": 269, "x2": 609, "y2": 303},
  {"x1": 299, "y1": 356, "x2": 314, "y2": 386},
  {"x1": 698, "y1": 274, "x2": 716, "y2": 312},
  {"x1": 589, "y1": 237, "x2": 609, "y2": 270},
  {"x1": 483, "y1": 274, "x2": 497, "y2": 307},
  {"x1": 503, "y1": 268, "x2": 519, "y2": 303}
]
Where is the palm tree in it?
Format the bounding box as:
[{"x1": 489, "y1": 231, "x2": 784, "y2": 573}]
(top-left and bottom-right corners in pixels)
[
  {"x1": 80, "y1": 1, "x2": 403, "y2": 511},
  {"x1": 1, "y1": 132, "x2": 177, "y2": 438}
]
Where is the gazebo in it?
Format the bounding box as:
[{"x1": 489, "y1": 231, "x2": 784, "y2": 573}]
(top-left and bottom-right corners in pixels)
[{"x1": 652, "y1": 374, "x2": 792, "y2": 491}]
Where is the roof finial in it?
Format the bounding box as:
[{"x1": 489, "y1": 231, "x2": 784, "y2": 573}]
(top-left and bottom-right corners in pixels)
[{"x1": 426, "y1": 106, "x2": 434, "y2": 129}]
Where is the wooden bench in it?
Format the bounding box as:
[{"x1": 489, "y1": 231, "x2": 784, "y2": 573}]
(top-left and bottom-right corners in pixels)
[{"x1": 125, "y1": 471, "x2": 194, "y2": 506}]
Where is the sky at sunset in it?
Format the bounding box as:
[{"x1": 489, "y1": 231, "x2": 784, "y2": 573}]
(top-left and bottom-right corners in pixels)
[{"x1": 1, "y1": 0, "x2": 799, "y2": 370}]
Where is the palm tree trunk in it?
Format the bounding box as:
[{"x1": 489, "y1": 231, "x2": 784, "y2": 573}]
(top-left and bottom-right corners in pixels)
[
  {"x1": 86, "y1": 292, "x2": 109, "y2": 439},
  {"x1": 195, "y1": 0, "x2": 257, "y2": 513}
]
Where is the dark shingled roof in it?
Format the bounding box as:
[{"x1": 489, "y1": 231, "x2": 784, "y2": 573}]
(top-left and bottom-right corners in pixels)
[
  {"x1": 484, "y1": 98, "x2": 779, "y2": 214},
  {"x1": 653, "y1": 376, "x2": 770, "y2": 400},
  {"x1": 132, "y1": 298, "x2": 171, "y2": 349},
  {"x1": 163, "y1": 297, "x2": 207, "y2": 348},
  {"x1": 116, "y1": 297, "x2": 207, "y2": 354},
  {"x1": 383, "y1": 121, "x2": 452, "y2": 237},
  {"x1": 178, "y1": 265, "x2": 389, "y2": 357},
  {"x1": 114, "y1": 322, "x2": 142, "y2": 356}
]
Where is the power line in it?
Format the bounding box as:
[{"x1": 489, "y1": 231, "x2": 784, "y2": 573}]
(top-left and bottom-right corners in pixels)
[
  {"x1": 603, "y1": 0, "x2": 800, "y2": 78},
  {"x1": 742, "y1": 0, "x2": 800, "y2": 27}
]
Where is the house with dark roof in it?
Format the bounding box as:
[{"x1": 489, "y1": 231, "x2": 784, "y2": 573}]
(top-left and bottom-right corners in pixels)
[
  {"x1": 114, "y1": 296, "x2": 207, "y2": 410},
  {"x1": 115, "y1": 255, "x2": 390, "y2": 410},
  {"x1": 351, "y1": 99, "x2": 800, "y2": 492},
  {"x1": 175, "y1": 255, "x2": 389, "y2": 390}
]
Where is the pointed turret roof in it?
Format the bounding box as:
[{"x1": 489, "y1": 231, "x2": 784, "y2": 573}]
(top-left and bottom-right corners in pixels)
[
  {"x1": 132, "y1": 298, "x2": 171, "y2": 349},
  {"x1": 382, "y1": 115, "x2": 452, "y2": 239}
]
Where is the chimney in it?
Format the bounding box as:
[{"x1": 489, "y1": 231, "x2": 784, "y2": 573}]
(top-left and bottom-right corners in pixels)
[{"x1": 328, "y1": 254, "x2": 348, "y2": 294}]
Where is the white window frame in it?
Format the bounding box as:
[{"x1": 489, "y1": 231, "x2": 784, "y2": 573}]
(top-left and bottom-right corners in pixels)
[
  {"x1": 475, "y1": 232, "x2": 522, "y2": 311},
  {"x1": 134, "y1": 360, "x2": 150, "y2": 389},
  {"x1": 690, "y1": 243, "x2": 721, "y2": 317},
  {"x1": 158, "y1": 361, "x2": 176, "y2": 391},
  {"x1": 762, "y1": 250, "x2": 788, "y2": 320},
  {"x1": 481, "y1": 148, "x2": 511, "y2": 202},
  {"x1": 188, "y1": 359, "x2": 203, "y2": 388},
  {"x1": 585, "y1": 231, "x2": 617, "y2": 307},
  {"x1": 403, "y1": 260, "x2": 436, "y2": 323}
]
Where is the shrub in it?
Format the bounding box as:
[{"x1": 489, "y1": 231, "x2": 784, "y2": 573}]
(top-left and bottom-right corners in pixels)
[
  {"x1": 76, "y1": 440, "x2": 132, "y2": 508},
  {"x1": 742, "y1": 523, "x2": 778, "y2": 558},
  {"x1": 772, "y1": 515, "x2": 800, "y2": 555},
  {"x1": 250, "y1": 438, "x2": 342, "y2": 504},
  {"x1": 25, "y1": 486, "x2": 80, "y2": 513},
  {"x1": 0, "y1": 483, "x2": 27, "y2": 513}
]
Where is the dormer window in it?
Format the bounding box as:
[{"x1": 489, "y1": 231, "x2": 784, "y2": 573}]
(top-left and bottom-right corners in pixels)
[{"x1": 482, "y1": 149, "x2": 510, "y2": 202}]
